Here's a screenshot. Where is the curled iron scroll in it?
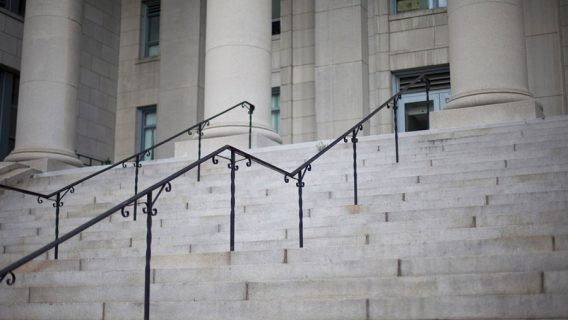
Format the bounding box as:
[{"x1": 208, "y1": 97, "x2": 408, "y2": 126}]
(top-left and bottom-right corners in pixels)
[{"x1": 0, "y1": 272, "x2": 15, "y2": 286}]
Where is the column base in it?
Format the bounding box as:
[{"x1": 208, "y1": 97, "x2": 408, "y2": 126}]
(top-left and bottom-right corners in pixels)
[
  {"x1": 5, "y1": 148, "x2": 83, "y2": 171},
  {"x1": 202, "y1": 123, "x2": 282, "y2": 144},
  {"x1": 430, "y1": 99, "x2": 544, "y2": 129},
  {"x1": 174, "y1": 132, "x2": 281, "y2": 158},
  {"x1": 445, "y1": 89, "x2": 533, "y2": 110}
]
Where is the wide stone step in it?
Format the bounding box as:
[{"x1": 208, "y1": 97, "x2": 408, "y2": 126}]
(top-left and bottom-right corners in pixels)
[{"x1": 101, "y1": 294, "x2": 568, "y2": 319}]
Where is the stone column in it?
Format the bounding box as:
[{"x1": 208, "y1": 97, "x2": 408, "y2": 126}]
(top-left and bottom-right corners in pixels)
[
  {"x1": 6, "y1": 0, "x2": 83, "y2": 167},
  {"x1": 202, "y1": 0, "x2": 280, "y2": 143},
  {"x1": 446, "y1": 0, "x2": 532, "y2": 109}
]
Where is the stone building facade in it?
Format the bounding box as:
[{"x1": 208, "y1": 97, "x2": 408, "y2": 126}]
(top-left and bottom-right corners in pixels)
[{"x1": 0, "y1": 0, "x2": 566, "y2": 168}]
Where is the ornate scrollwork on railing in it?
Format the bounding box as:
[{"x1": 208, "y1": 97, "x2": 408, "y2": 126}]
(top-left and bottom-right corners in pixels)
[
  {"x1": 37, "y1": 196, "x2": 44, "y2": 204},
  {"x1": 142, "y1": 206, "x2": 158, "y2": 216},
  {"x1": 122, "y1": 159, "x2": 143, "y2": 169},
  {"x1": 296, "y1": 164, "x2": 312, "y2": 187},
  {"x1": 121, "y1": 207, "x2": 130, "y2": 218},
  {"x1": 227, "y1": 162, "x2": 239, "y2": 171},
  {"x1": 61, "y1": 186, "x2": 75, "y2": 199},
  {"x1": 245, "y1": 157, "x2": 252, "y2": 167},
  {"x1": 0, "y1": 272, "x2": 15, "y2": 286},
  {"x1": 284, "y1": 175, "x2": 291, "y2": 183},
  {"x1": 142, "y1": 182, "x2": 173, "y2": 217},
  {"x1": 211, "y1": 155, "x2": 219, "y2": 165}
]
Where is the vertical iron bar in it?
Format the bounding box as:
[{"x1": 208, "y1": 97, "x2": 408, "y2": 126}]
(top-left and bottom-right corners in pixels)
[
  {"x1": 133, "y1": 155, "x2": 140, "y2": 221},
  {"x1": 230, "y1": 150, "x2": 236, "y2": 251},
  {"x1": 248, "y1": 108, "x2": 253, "y2": 149},
  {"x1": 297, "y1": 174, "x2": 304, "y2": 248},
  {"x1": 393, "y1": 97, "x2": 400, "y2": 163},
  {"x1": 144, "y1": 192, "x2": 153, "y2": 320},
  {"x1": 54, "y1": 192, "x2": 61, "y2": 260},
  {"x1": 197, "y1": 126, "x2": 203, "y2": 182},
  {"x1": 352, "y1": 130, "x2": 358, "y2": 205},
  {"x1": 425, "y1": 78, "x2": 431, "y2": 124}
]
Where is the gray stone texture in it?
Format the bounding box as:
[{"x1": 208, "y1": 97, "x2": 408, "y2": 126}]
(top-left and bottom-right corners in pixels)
[
  {"x1": 156, "y1": 0, "x2": 206, "y2": 158},
  {"x1": 315, "y1": 0, "x2": 369, "y2": 139},
  {"x1": 114, "y1": 0, "x2": 160, "y2": 160},
  {"x1": 76, "y1": 0, "x2": 121, "y2": 162}
]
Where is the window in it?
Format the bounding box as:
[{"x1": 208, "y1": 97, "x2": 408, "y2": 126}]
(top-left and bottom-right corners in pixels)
[
  {"x1": 0, "y1": 67, "x2": 19, "y2": 160},
  {"x1": 272, "y1": 0, "x2": 280, "y2": 35},
  {"x1": 141, "y1": 0, "x2": 160, "y2": 57},
  {"x1": 393, "y1": 0, "x2": 446, "y2": 14},
  {"x1": 0, "y1": 0, "x2": 25, "y2": 16},
  {"x1": 271, "y1": 87, "x2": 280, "y2": 133},
  {"x1": 138, "y1": 106, "x2": 156, "y2": 160},
  {"x1": 394, "y1": 67, "x2": 450, "y2": 132}
]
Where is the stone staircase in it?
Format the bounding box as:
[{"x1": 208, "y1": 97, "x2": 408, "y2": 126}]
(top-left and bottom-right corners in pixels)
[{"x1": 0, "y1": 116, "x2": 567, "y2": 319}]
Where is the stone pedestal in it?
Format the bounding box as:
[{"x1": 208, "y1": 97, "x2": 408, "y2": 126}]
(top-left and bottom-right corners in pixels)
[
  {"x1": 6, "y1": 0, "x2": 83, "y2": 167},
  {"x1": 202, "y1": 0, "x2": 280, "y2": 143}
]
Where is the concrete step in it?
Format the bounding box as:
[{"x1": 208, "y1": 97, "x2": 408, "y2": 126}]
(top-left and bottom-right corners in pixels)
[{"x1": 99, "y1": 294, "x2": 568, "y2": 319}]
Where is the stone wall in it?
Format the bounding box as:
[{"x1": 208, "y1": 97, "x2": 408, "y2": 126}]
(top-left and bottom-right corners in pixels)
[
  {"x1": 76, "y1": 0, "x2": 121, "y2": 163},
  {"x1": 523, "y1": 0, "x2": 566, "y2": 117},
  {"x1": 278, "y1": 0, "x2": 317, "y2": 144},
  {"x1": 114, "y1": 0, "x2": 160, "y2": 161},
  {"x1": 369, "y1": 0, "x2": 449, "y2": 134}
]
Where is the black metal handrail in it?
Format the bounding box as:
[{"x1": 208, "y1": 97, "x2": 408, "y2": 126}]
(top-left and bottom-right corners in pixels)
[
  {"x1": 0, "y1": 145, "x2": 293, "y2": 320},
  {"x1": 0, "y1": 75, "x2": 431, "y2": 320},
  {"x1": 0, "y1": 101, "x2": 254, "y2": 259}
]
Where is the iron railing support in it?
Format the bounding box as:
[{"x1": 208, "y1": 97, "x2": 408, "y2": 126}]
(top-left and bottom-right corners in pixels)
[
  {"x1": 425, "y1": 77, "x2": 431, "y2": 120},
  {"x1": 133, "y1": 155, "x2": 141, "y2": 221},
  {"x1": 295, "y1": 164, "x2": 311, "y2": 248},
  {"x1": 229, "y1": 150, "x2": 237, "y2": 251},
  {"x1": 297, "y1": 174, "x2": 304, "y2": 248},
  {"x1": 393, "y1": 94, "x2": 401, "y2": 163},
  {"x1": 247, "y1": 104, "x2": 255, "y2": 149},
  {"x1": 197, "y1": 123, "x2": 206, "y2": 182},
  {"x1": 143, "y1": 191, "x2": 153, "y2": 320},
  {"x1": 54, "y1": 192, "x2": 61, "y2": 260},
  {"x1": 346, "y1": 125, "x2": 362, "y2": 205}
]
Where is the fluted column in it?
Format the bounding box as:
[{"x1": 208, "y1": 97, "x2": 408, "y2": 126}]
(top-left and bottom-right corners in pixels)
[
  {"x1": 202, "y1": 0, "x2": 280, "y2": 143},
  {"x1": 6, "y1": 0, "x2": 83, "y2": 166},
  {"x1": 446, "y1": 0, "x2": 532, "y2": 109}
]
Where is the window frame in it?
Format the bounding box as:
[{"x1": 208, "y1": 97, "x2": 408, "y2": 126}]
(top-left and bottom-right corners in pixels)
[
  {"x1": 141, "y1": 0, "x2": 160, "y2": 58},
  {"x1": 391, "y1": 0, "x2": 446, "y2": 15},
  {"x1": 272, "y1": 0, "x2": 281, "y2": 36},
  {"x1": 137, "y1": 105, "x2": 157, "y2": 160},
  {"x1": 271, "y1": 87, "x2": 280, "y2": 134},
  {"x1": 0, "y1": 66, "x2": 19, "y2": 161},
  {"x1": 0, "y1": 0, "x2": 25, "y2": 17}
]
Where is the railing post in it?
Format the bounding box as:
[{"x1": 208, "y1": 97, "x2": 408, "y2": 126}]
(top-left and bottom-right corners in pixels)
[
  {"x1": 351, "y1": 127, "x2": 361, "y2": 205},
  {"x1": 248, "y1": 103, "x2": 254, "y2": 149},
  {"x1": 295, "y1": 164, "x2": 310, "y2": 248},
  {"x1": 229, "y1": 149, "x2": 237, "y2": 251},
  {"x1": 393, "y1": 95, "x2": 400, "y2": 163},
  {"x1": 54, "y1": 192, "x2": 61, "y2": 260},
  {"x1": 133, "y1": 155, "x2": 141, "y2": 221},
  {"x1": 297, "y1": 174, "x2": 304, "y2": 248},
  {"x1": 197, "y1": 125, "x2": 203, "y2": 182},
  {"x1": 425, "y1": 77, "x2": 431, "y2": 121},
  {"x1": 144, "y1": 191, "x2": 153, "y2": 320}
]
